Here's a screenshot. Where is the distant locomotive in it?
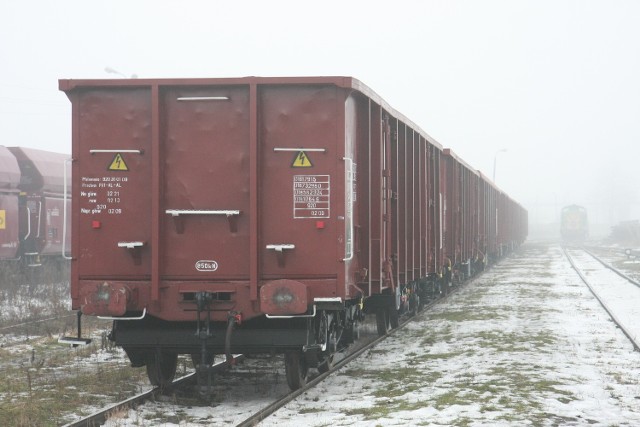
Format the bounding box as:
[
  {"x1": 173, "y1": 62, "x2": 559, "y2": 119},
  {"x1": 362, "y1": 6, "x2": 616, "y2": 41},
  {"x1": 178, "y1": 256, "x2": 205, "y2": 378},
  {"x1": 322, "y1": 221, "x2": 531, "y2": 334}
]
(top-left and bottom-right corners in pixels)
[
  {"x1": 59, "y1": 76, "x2": 527, "y2": 391},
  {"x1": 561, "y1": 205, "x2": 588, "y2": 242},
  {"x1": 0, "y1": 146, "x2": 70, "y2": 276}
]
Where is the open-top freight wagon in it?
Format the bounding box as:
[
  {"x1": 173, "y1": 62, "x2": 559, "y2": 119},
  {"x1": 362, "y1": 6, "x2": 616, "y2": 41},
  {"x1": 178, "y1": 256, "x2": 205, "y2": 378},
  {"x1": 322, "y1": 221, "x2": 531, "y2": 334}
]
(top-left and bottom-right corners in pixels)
[{"x1": 59, "y1": 76, "x2": 527, "y2": 390}]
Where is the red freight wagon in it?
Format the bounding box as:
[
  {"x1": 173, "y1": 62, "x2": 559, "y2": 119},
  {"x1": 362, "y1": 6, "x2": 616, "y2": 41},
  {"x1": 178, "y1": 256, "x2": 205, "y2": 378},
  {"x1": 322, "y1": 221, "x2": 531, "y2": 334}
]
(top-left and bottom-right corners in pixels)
[
  {"x1": 60, "y1": 76, "x2": 527, "y2": 390},
  {"x1": 8, "y1": 147, "x2": 71, "y2": 266},
  {"x1": 498, "y1": 192, "x2": 511, "y2": 256},
  {"x1": 519, "y1": 204, "x2": 529, "y2": 244},
  {"x1": 508, "y1": 197, "x2": 528, "y2": 250},
  {"x1": 385, "y1": 117, "x2": 445, "y2": 322},
  {"x1": 441, "y1": 149, "x2": 482, "y2": 282},
  {"x1": 477, "y1": 171, "x2": 495, "y2": 263},
  {"x1": 0, "y1": 146, "x2": 21, "y2": 260}
]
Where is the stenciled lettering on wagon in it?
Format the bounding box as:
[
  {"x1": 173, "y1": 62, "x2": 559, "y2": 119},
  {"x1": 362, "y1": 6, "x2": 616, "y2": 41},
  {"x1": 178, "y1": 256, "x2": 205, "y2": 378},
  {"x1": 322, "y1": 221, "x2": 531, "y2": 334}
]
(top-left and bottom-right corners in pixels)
[
  {"x1": 293, "y1": 175, "x2": 330, "y2": 218},
  {"x1": 195, "y1": 260, "x2": 219, "y2": 272},
  {"x1": 79, "y1": 176, "x2": 128, "y2": 215}
]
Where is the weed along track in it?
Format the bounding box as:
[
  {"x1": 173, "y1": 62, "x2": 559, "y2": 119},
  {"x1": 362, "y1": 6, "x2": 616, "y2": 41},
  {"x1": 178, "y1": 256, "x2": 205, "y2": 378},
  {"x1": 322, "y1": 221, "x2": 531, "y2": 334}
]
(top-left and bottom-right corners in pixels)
[{"x1": 63, "y1": 355, "x2": 245, "y2": 427}]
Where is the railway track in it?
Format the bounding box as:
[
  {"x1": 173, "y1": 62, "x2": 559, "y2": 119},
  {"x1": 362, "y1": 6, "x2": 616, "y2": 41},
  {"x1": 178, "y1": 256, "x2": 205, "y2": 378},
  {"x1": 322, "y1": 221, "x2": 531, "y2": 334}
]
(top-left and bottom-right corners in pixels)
[
  {"x1": 0, "y1": 313, "x2": 75, "y2": 332},
  {"x1": 562, "y1": 245, "x2": 640, "y2": 352},
  {"x1": 63, "y1": 275, "x2": 474, "y2": 426},
  {"x1": 63, "y1": 323, "x2": 408, "y2": 426},
  {"x1": 62, "y1": 354, "x2": 246, "y2": 427},
  {"x1": 235, "y1": 292, "x2": 450, "y2": 427}
]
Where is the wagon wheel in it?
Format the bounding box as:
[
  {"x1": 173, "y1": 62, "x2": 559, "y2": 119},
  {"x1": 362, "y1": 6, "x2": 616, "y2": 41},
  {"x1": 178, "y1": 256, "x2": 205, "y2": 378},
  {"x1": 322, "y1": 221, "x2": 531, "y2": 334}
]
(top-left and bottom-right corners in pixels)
[
  {"x1": 375, "y1": 308, "x2": 389, "y2": 336},
  {"x1": 284, "y1": 351, "x2": 308, "y2": 390},
  {"x1": 145, "y1": 351, "x2": 178, "y2": 387}
]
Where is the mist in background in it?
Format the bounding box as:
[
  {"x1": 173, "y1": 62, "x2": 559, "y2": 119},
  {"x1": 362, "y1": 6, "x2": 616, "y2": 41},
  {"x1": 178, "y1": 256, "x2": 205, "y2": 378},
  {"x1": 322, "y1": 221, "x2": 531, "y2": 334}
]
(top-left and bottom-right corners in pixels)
[{"x1": 1, "y1": 0, "x2": 639, "y2": 239}]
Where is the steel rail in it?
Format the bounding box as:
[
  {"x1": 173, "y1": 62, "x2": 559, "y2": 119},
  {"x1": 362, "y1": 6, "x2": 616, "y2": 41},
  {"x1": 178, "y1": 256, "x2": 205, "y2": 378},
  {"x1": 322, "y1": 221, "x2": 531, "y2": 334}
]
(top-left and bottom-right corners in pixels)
[
  {"x1": 562, "y1": 246, "x2": 640, "y2": 352},
  {"x1": 0, "y1": 313, "x2": 76, "y2": 332},
  {"x1": 63, "y1": 355, "x2": 245, "y2": 427},
  {"x1": 582, "y1": 247, "x2": 640, "y2": 289}
]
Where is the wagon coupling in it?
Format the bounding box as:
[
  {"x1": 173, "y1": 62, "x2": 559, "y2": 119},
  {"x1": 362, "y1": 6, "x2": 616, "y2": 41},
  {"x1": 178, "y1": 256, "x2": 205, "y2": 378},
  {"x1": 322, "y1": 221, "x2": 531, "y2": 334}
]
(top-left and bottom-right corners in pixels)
[
  {"x1": 194, "y1": 291, "x2": 214, "y2": 339},
  {"x1": 193, "y1": 291, "x2": 218, "y2": 395}
]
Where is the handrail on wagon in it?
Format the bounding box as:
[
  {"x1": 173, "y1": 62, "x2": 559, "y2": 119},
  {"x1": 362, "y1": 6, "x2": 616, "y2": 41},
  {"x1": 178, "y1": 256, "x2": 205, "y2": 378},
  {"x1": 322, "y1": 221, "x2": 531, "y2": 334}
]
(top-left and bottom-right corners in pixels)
[
  {"x1": 165, "y1": 209, "x2": 240, "y2": 217},
  {"x1": 266, "y1": 244, "x2": 295, "y2": 252},
  {"x1": 165, "y1": 209, "x2": 241, "y2": 233},
  {"x1": 273, "y1": 148, "x2": 327, "y2": 153},
  {"x1": 62, "y1": 158, "x2": 73, "y2": 260},
  {"x1": 89, "y1": 149, "x2": 144, "y2": 154},
  {"x1": 36, "y1": 201, "x2": 42, "y2": 238},
  {"x1": 343, "y1": 157, "x2": 354, "y2": 262},
  {"x1": 23, "y1": 207, "x2": 31, "y2": 241},
  {"x1": 98, "y1": 308, "x2": 147, "y2": 321},
  {"x1": 177, "y1": 96, "x2": 230, "y2": 101},
  {"x1": 117, "y1": 241, "x2": 144, "y2": 249},
  {"x1": 266, "y1": 244, "x2": 295, "y2": 268},
  {"x1": 265, "y1": 305, "x2": 316, "y2": 319},
  {"x1": 118, "y1": 241, "x2": 145, "y2": 266}
]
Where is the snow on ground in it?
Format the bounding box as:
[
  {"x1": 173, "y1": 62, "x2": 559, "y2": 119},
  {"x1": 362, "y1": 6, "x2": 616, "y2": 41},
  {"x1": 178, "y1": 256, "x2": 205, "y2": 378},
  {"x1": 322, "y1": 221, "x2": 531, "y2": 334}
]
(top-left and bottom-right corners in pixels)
[
  {"x1": 104, "y1": 243, "x2": 640, "y2": 426},
  {"x1": 568, "y1": 249, "x2": 640, "y2": 345},
  {"x1": 262, "y1": 244, "x2": 640, "y2": 426}
]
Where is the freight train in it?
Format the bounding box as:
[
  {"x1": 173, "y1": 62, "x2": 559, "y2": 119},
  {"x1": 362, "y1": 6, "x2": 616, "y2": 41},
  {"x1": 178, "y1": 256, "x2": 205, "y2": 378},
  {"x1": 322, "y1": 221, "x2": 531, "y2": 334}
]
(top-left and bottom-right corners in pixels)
[
  {"x1": 59, "y1": 76, "x2": 527, "y2": 391},
  {"x1": 560, "y1": 204, "x2": 588, "y2": 242},
  {"x1": 0, "y1": 146, "x2": 70, "y2": 282}
]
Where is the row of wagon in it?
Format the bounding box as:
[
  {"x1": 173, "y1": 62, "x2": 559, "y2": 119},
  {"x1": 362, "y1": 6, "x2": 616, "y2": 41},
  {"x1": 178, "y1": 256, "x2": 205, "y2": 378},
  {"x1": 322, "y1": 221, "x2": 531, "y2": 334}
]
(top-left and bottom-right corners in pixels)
[{"x1": 59, "y1": 76, "x2": 527, "y2": 390}]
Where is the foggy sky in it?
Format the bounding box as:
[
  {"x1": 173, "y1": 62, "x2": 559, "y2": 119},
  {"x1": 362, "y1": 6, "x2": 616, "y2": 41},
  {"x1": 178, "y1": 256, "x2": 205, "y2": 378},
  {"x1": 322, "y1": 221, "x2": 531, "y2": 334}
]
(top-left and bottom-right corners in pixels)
[{"x1": 1, "y1": 0, "x2": 639, "y2": 232}]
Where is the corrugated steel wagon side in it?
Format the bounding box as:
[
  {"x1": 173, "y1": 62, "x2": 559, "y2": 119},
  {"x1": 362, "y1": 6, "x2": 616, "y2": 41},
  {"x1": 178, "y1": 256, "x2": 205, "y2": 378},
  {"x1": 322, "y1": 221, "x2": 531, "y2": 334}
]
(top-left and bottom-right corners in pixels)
[
  {"x1": 441, "y1": 149, "x2": 484, "y2": 284},
  {"x1": 372, "y1": 107, "x2": 447, "y2": 333}
]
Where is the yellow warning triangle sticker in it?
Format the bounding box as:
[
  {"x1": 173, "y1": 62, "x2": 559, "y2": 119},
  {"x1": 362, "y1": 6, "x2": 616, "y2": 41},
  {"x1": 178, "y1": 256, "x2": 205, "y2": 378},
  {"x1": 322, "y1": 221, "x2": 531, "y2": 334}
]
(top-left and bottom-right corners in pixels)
[
  {"x1": 108, "y1": 153, "x2": 129, "y2": 171},
  {"x1": 292, "y1": 151, "x2": 313, "y2": 168}
]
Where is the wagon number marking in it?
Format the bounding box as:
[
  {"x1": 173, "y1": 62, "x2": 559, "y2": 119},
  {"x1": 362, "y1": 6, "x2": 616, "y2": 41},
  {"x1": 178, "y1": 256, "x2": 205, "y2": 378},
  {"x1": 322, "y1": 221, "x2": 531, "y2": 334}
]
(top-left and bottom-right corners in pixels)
[{"x1": 293, "y1": 175, "x2": 330, "y2": 218}]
